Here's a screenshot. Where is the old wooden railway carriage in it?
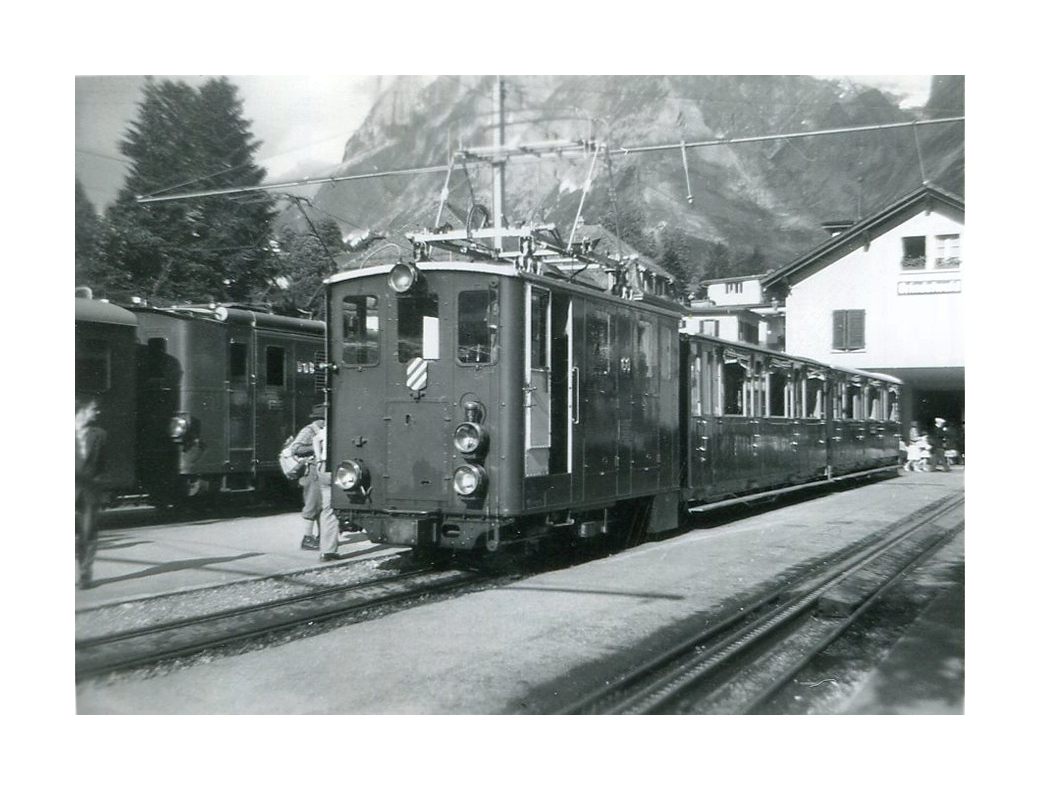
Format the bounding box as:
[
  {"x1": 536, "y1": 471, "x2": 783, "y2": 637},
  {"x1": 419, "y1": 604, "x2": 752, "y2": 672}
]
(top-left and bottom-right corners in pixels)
[{"x1": 324, "y1": 225, "x2": 903, "y2": 553}]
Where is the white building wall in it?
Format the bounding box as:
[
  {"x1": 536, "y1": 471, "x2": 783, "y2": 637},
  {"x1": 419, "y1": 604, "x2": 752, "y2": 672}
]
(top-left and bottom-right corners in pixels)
[
  {"x1": 784, "y1": 206, "x2": 964, "y2": 370},
  {"x1": 706, "y1": 279, "x2": 764, "y2": 306}
]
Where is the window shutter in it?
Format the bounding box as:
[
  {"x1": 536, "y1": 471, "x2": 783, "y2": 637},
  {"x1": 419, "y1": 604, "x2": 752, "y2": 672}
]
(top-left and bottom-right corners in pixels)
[
  {"x1": 832, "y1": 311, "x2": 847, "y2": 350},
  {"x1": 848, "y1": 310, "x2": 865, "y2": 350}
]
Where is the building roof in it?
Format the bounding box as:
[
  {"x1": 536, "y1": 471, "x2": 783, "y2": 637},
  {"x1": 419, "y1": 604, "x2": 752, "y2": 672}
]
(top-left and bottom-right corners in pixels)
[
  {"x1": 700, "y1": 273, "x2": 768, "y2": 285},
  {"x1": 761, "y1": 184, "x2": 964, "y2": 289}
]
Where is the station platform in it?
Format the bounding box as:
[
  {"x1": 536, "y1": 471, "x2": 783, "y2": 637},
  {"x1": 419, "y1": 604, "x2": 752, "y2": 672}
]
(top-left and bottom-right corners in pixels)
[
  {"x1": 75, "y1": 505, "x2": 391, "y2": 610},
  {"x1": 74, "y1": 468, "x2": 965, "y2": 714}
]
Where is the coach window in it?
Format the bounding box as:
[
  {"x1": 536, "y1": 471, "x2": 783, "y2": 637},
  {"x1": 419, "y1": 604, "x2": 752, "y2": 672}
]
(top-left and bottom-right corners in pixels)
[
  {"x1": 229, "y1": 341, "x2": 248, "y2": 385},
  {"x1": 77, "y1": 338, "x2": 111, "y2": 392},
  {"x1": 769, "y1": 367, "x2": 789, "y2": 417},
  {"x1": 866, "y1": 386, "x2": 880, "y2": 420},
  {"x1": 342, "y1": 296, "x2": 379, "y2": 365},
  {"x1": 458, "y1": 288, "x2": 498, "y2": 365},
  {"x1": 888, "y1": 387, "x2": 901, "y2": 421},
  {"x1": 265, "y1": 346, "x2": 286, "y2": 388},
  {"x1": 723, "y1": 355, "x2": 747, "y2": 416},
  {"x1": 805, "y1": 373, "x2": 825, "y2": 419}
]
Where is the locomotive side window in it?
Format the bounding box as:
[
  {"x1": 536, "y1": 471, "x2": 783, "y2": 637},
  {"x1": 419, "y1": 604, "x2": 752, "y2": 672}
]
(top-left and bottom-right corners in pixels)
[
  {"x1": 77, "y1": 338, "x2": 111, "y2": 392},
  {"x1": 457, "y1": 289, "x2": 498, "y2": 365},
  {"x1": 398, "y1": 292, "x2": 439, "y2": 362},
  {"x1": 265, "y1": 346, "x2": 285, "y2": 387},
  {"x1": 588, "y1": 311, "x2": 611, "y2": 375},
  {"x1": 342, "y1": 296, "x2": 379, "y2": 365},
  {"x1": 229, "y1": 341, "x2": 248, "y2": 384},
  {"x1": 144, "y1": 338, "x2": 167, "y2": 383},
  {"x1": 530, "y1": 289, "x2": 550, "y2": 370}
]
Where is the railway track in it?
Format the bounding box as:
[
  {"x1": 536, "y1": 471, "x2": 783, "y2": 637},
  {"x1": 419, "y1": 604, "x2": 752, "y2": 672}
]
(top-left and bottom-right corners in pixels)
[
  {"x1": 75, "y1": 564, "x2": 488, "y2": 680},
  {"x1": 557, "y1": 491, "x2": 965, "y2": 714}
]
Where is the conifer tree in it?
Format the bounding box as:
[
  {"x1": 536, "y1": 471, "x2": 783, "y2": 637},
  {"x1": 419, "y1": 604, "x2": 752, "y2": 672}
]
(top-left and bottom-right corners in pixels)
[
  {"x1": 98, "y1": 77, "x2": 275, "y2": 303},
  {"x1": 75, "y1": 179, "x2": 103, "y2": 288}
]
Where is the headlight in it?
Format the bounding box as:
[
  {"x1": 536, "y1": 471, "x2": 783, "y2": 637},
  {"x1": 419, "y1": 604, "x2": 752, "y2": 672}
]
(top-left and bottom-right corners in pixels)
[
  {"x1": 453, "y1": 464, "x2": 487, "y2": 497},
  {"x1": 453, "y1": 422, "x2": 489, "y2": 456},
  {"x1": 169, "y1": 415, "x2": 189, "y2": 439},
  {"x1": 335, "y1": 460, "x2": 368, "y2": 491},
  {"x1": 388, "y1": 262, "x2": 419, "y2": 293}
]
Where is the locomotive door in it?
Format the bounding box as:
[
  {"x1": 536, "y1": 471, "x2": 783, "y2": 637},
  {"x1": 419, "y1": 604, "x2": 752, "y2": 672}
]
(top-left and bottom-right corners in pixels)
[
  {"x1": 582, "y1": 306, "x2": 618, "y2": 502},
  {"x1": 525, "y1": 286, "x2": 552, "y2": 477},
  {"x1": 226, "y1": 327, "x2": 255, "y2": 472}
]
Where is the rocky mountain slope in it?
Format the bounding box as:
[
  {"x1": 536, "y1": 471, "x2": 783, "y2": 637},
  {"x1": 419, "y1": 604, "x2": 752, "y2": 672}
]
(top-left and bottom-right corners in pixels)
[{"x1": 304, "y1": 75, "x2": 964, "y2": 285}]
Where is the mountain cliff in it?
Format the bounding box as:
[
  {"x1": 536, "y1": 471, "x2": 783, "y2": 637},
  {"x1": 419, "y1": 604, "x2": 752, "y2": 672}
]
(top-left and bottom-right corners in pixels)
[{"x1": 306, "y1": 75, "x2": 964, "y2": 287}]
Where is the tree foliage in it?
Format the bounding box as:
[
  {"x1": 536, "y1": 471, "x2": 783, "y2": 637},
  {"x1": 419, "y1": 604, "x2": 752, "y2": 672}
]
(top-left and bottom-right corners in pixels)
[
  {"x1": 268, "y1": 215, "x2": 345, "y2": 319},
  {"x1": 96, "y1": 77, "x2": 275, "y2": 303},
  {"x1": 75, "y1": 179, "x2": 103, "y2": 288}
]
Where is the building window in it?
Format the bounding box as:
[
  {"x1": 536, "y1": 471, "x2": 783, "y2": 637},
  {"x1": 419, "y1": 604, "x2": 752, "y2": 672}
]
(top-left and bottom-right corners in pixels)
[
  {"x1": 725, "y1": 282, "x2": 743, "y2": 294},
  {"x1": 935, "y1": 234, "x2": 961, "y2": 268},
  {"x1": 738, "y1": 322, "x2": 759, "y2": 344},
  {"x1": 699, "y1": 319, "x2": 719, "y2": 337},
  {"x1": 833, "y1": 310, "x2": 865, "y2": 351},
  {"x1": 901, "y1": 236, "x2": 926, "y2": 269}
]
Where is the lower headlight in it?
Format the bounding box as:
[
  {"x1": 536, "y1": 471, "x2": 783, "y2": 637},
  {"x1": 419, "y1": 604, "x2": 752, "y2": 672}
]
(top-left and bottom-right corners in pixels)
[
  {"x1": 335, "y1": 460, "x2": 368, "y2": 491},
  {"x1": 453, "y1": 463, "x2": 487, "y2": 497},
  {"x1": 169, "y1": 415, "x2": 189, "y2": 439}
]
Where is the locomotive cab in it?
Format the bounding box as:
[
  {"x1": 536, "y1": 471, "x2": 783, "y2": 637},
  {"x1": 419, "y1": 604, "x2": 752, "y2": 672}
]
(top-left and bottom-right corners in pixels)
[{"x1": 326, "y1": 228, "x2": 685, "y2": 552}]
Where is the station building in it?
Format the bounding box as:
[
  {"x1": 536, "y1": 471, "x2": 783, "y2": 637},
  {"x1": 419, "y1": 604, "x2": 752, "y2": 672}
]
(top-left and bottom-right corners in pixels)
[{"x1": 759, "y1": 184, "x2": 964, "y2": 436}]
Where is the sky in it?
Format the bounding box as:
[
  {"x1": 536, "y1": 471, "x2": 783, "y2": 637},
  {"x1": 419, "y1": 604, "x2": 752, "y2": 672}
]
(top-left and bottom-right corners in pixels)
[{"x1": 74, "y1": 75, "x2": 935, "y2": 212}]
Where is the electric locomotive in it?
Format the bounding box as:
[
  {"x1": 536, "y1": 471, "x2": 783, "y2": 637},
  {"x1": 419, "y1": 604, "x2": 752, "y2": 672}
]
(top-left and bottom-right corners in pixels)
[{"x1": 325, "y1": 224, "x2": 687, "y2": 552}]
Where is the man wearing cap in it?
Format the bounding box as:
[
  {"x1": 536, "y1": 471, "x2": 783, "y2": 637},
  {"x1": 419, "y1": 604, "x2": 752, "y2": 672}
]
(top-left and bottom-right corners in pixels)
[{"x1": 290, "y1": 405, "x2": 325, "y2": 549}]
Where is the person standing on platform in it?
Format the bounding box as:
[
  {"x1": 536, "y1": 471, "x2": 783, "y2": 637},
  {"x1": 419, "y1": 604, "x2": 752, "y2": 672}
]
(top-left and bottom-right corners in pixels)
[
  {"x1": 312, "y1": 418, "x2": 341, "y2": 562},
  {"x1": 76, "y1": 396, "x2": 107, "y2": 589},
  {"x1": 933, "y1": 417, "x2": 951, "y2": 472},
  {"x1": 291, "y1": 405, "x2": 325, "y2": 550}
]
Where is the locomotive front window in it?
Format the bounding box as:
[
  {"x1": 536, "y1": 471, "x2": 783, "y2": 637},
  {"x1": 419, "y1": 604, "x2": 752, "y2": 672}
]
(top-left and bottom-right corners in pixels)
[
  {"x1": 398, "y1": 292, "x2": 439, "y2": 362},
  {"x1": 458, "y1": 289, "x2": 498, "y2": 364},
  {"x1": 342, "y1": 296, "x2": 379, "y2": 365}
]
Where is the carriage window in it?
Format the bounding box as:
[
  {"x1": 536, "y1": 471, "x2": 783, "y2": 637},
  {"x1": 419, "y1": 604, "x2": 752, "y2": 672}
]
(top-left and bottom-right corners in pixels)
[
  {"x1": 265, "y1": 346, "x2": 285, "y2": 387},
  {"x1": 342, "y1": 296, "x2": 379, "y2": 365},
  {"x1": 636, "y1": 320, "x2": 655, "y2": 379},
  {"x1": 229, "y1": 342, "x2": 248, "y2": 384},
  {"x1": 661, "y1": 328, "x2": 674, "y2": 380},
  {"x1": 769, "y1": 371, "x2": 788, "y2": 417},
  {"x1": 844, "y1": 384, "x2": 861, "y2": 419},
  {"x1": 866, "y1": 387, "x2": 880, "y2": 420},
  {"x1": 398, "y1": 292, "x2": 439, "y2": 362},
  {"x1": 77, "y1": 338, "x2": 111, "y2": 392},
  {"x1": 888, "y1": 389, "x2": 901, "y2": 421},
  {"x1": 588, "y1": 311, "x2": 611, "y2": 375},
  {"x1": 806, "y1": 377, "x2": 825, "y2": 418},
  {"x1": 458, "y1": 289, "x2": 498, "y2": 365},
  {"x1": 723, "y1": 359, "x2": 746, "y2": 416}
]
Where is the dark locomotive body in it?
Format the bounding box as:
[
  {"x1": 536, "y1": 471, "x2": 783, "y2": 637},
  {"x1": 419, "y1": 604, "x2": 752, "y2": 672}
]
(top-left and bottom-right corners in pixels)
[
  {"x1": 324, "y1": 227, "x2": 903, "y2": 553},
  {"x1": 75, "y1": 298, "x2": 138, "y2": 492},
  {"x1": 75, "y1": 296, "x2": 325, "y2": 503},
  {"x1": 326, "y1": 260, "x2": 682, "y2": 551}
]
